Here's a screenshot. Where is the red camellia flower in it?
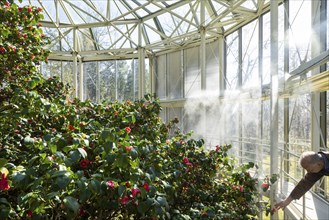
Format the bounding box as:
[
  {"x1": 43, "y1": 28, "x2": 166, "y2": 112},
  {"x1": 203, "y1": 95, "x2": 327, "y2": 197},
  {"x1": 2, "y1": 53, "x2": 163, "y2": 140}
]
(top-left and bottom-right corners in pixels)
[
  {"x1": 0, "y1": 47, "x2": 5, "y2": 53},
  {"x1": 79, "y1": 159, "x2": 91, "y2": 169},
  {"x1": 125, "y1": 181, "x2": 131, "y2": 188},
  {"x1": 215, "y1": 145, "x2": 220, "y2": 151},
  {"x1": 26, "y1": 210, "x2": 33, "y2": 218},
  {"x1": 68, "y1": 124, "x2": 75, "y2": 131},
  {"x1": 119, "y1": 195, "x2": 130, "y2": 205},
  {"x1": 131, "y1": 188, "x2": 141, "y2": 197},
  {"x1": 183, "y1": 157, "x2": 189, "y2": 164},
  {"x1": 27, "y1": 7, "x2": 32, "y2": 13},
  {"x1": 143, "y1": 182, "x2": 150, "y2": 192},
  {"x1": 125, "y1": 127, "x2": 131, "y2": 133},
  {"x1": 186, "y1": 162, "x2": 193, "y2": 167},
  {"x1": 125, "y1": 146, "x2": 132, "y2": 152},
  {"x1": 239, "y1": 186, "x2": 244, "y2": 192},
  {"x1": 0, "y1": 173, "x2": 10, "y2": 191},
  {"x1": 261, "y1": 183, "x2": 269, "y2": 191},
  {"x1": 106, "y1": 180, "x2": 115, "y2": 189}
]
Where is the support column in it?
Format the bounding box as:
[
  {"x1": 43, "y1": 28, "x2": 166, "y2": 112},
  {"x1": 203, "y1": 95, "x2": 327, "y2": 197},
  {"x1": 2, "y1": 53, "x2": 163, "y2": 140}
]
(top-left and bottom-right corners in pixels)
[
  {"x1": 311, "y1": 0, "x2": 322, "y2": 153},
  {"x1": 219, "y1": 36, "x2": 225, "y2": 97},
  {"x1": 78, "y1": 59, "x2": 84, "y2": 101},
  {"x1": 138, "y1": 23, "x2": 145, "y2": 100},
  {"x1": 96, "y1": 62, "x2": 100, "y2": 103},
  {"x1": 283, "y1": 0, "x2": 290, "y2": 183},
  {"x1": 138, "y1": 47, "x2": 145, "y2": 99},
  {"x1": 238, "y1": 28, "x2": 243, "y2": 163},
  {"x1": 73, "y1": 28, "x2": 78, "y2": 98},
  {"x1": 312, "y1": 0, "x2": 327, "y2": 197},
  {"x1": 270, "y1": 1, "x2": 279, "y2": 220},
  {"x1": 200, "y1": 0, "x2": 206, "y2": 91}
]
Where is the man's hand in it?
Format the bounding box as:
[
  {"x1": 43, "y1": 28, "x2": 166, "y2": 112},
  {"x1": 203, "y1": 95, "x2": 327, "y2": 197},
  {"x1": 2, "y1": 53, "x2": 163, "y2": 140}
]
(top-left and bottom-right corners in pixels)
[{"x1": 273, "y1": 196, "x2": 293, "y2": 211}]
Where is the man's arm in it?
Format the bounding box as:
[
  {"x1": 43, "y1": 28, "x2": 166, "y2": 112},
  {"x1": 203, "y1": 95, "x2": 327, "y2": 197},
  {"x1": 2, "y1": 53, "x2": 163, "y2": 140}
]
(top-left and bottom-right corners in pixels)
[{"x1": 274, "y1": 172, "x2": 323, "y2": 211}]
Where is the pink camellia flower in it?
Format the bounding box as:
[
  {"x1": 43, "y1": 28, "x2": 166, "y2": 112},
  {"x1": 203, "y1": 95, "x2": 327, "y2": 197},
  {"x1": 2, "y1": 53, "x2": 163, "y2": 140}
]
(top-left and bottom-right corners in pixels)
[
  {"x1": 106, "y1": 180, "x2": 115, "y2": 189},
  {"x1": 143, "y1": 182, "x2": 150, "y2": 192},
  {"x1": 0, "y1": 173, "x2": 10, "y2": 191},
  {"x1": 183, "y1": 157, "x2": 189, "y2": 164},
  {"x1": 125, "y1": 146, "x2": 132, "y2": 152},
  {"x1": 119, "y1": 195, "x2": 130, "y2": 205},
  {"x1": 239, "y1": 186, "x2": 244, "y2": 192},
  {"x1": 131, "y1": 188, "x2": 141, "y2": 198},
  {"x1": 186, "y1": 162, "x2": 193, "y2": 167},
  {"x1": 125, "y1": 127, "x2": 131, "y2": 133}
]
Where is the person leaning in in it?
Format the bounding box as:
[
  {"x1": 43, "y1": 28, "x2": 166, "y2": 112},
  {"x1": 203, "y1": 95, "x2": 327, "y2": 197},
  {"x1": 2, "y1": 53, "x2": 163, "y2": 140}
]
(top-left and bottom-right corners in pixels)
[{"x1": 274, "y1": 151, "x2": 329, "y2": 211}]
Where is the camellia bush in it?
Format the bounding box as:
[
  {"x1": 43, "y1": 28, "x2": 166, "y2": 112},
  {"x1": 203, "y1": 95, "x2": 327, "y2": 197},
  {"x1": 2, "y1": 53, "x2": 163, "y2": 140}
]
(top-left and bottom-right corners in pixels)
[{"x1": 0, "y1": 1, "x2": 277, "y2": 219}]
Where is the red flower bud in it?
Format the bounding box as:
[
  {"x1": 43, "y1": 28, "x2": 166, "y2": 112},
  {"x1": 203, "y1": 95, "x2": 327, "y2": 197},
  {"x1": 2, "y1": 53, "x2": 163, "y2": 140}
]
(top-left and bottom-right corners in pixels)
[{"x1": 125, "y1": 127, "x2": 131, "y2": 133}]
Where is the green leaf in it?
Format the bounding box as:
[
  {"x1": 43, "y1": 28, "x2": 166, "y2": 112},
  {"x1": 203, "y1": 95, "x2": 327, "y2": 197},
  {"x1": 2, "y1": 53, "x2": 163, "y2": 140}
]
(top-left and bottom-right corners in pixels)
[
  {"x1": 70, "y1": 150, "x2": 81, "y2": 162},
  {"x1": 63, "y1": 196, "x2": 80, "y2": 215},
  {"x1": 49, "y1": 144, "x2": 57, "y2": 154},
  {"x1": 101, "y1": 130, "x2": 114, "y2": 142},
  {"x1": 0, "y1": 198, "x2": 9, "y2": 206},
  {"x1": 118, "y1": 185, "x2": 126, "y2": 197},
  {"x1": 89, "y1": 179, "x2": 101, "y2": 194},
  {"x1": 77, "y1": 148, "x2": 87, "y2": 158},
  {"x1": 0, "y1": 159, "x2": 8, "y2": 168},
  {"x1": 137, "y1": 201, "x2": 149, "y2": 215},
  {"x1": 43, "y1": 134, "x2": 53, "y2": 142},
  {"x1": 103, "y1": 141, "x2": 114, "y2": 153},
  {"x1": 56, "y1": 175, "x2": 70, "y2": 189},
  {"x1": 24, "y1": 136, "x2": 34, "y2": 145}
]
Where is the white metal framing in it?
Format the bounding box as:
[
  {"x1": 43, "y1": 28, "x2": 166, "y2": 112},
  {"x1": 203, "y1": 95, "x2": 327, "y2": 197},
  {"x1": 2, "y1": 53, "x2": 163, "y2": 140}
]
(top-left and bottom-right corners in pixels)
[{"x1": 18, "y1": 1, "x2": 329, "y2": 219}]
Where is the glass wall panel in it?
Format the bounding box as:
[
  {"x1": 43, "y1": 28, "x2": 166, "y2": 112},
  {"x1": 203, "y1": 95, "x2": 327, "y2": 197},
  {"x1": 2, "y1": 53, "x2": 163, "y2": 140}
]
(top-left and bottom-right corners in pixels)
[
  {"x1": 278, "y1": 4, "x2": 285, "y2": 81},
  {"x1": 184, "y1": 47, "x2": 200, "y2": 97},
  {"x1": 99, "y1": 61, "x2": 116, "y2": 102},
  {"x1": 144, "y1": 59, "x2": 150, "y2": 96},
  {"x1": 42, "y1": 61, "x2": 74, "y2": 96},
  {"x1": 289, "y1": 94, "x2": 312, "y2": 181},
  {"x1": 241, "y1": 101, "x2": 259, "y2": 162},
  {"x1": 225, "y1": 31, "x2": 239, "y2": 90},
  {"x1": 116, "y1": 60, "x2": 132, "y2": 101},
  {"x1": 262, "y1": 12, "x2": 271, "y2": 85},
  {"x1": 242, "y1": 20, "x2": 259, "y2": 89},
  {"x1": 167, "y1": 107, "x2": 183, "y2": 136},
  {"x1": 155, "y1": 55, "x2": 166, "y2": 99},
  {"x1": 206, "y1": 41, "x2": 219, "y2": 92},
  {"x1": 167, "y1": 51, "x2": 182, "y2": 99},
  {"x1": 289, "y1": 0, "x2": 312, "y2": 72},
  {"x1": 84, "y1": 62, "x2": 97, "y2": 102}
]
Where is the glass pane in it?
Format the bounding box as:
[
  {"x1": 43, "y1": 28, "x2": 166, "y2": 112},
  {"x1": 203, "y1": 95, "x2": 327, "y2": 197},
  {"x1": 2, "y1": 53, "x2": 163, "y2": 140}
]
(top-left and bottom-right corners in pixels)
[
  {"x1": 289, "y1": 0, "x2": 312, "y2": 71},
  {"x1": 225, "y1": 31, "x2": 239, "y2": 90},
  {"x1": 242, "y1": 20, "x2": 259, "y2": 89},
  {"x1": 184, "y1": 47, "x2": 200, "y2": 97}
]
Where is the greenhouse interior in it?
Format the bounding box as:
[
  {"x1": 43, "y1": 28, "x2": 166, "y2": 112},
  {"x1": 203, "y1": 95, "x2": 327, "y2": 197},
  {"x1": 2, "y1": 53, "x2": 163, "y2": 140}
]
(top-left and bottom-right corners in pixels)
[{"x1": 0, "y1": 0, "x2": 328, "y2": 219}]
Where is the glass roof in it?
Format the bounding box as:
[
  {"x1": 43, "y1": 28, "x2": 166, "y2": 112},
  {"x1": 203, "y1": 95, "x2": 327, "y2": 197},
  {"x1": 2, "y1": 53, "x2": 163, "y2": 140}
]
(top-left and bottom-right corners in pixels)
[{"x1": 18, "y1": 0, "x2": 271, "y2": 61}]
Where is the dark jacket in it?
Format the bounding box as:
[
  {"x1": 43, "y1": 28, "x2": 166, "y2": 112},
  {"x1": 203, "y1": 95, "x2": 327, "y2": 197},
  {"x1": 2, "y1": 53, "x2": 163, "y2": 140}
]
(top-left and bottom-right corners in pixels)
[{"x1": 290, "y1": 152, "x2": 329, "y2": 200}]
